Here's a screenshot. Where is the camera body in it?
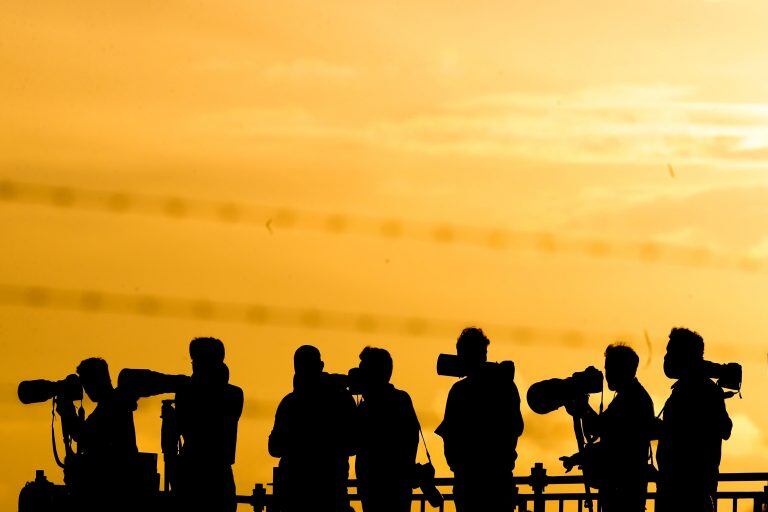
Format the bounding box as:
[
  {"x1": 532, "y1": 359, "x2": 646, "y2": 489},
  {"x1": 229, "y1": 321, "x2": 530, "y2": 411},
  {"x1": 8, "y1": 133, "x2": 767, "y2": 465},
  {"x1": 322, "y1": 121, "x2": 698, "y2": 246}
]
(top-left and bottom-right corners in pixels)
[
  {"x1": 526, "y1": 366, "x2": 603, "y2": 415},
  {"x1": 18, "y1": 374, "x2": 83, "y2": 404},
  {"x1": 326, "y1": 368, "x2": 366, "y2": 395},
  {"x1": 346, "y1": 367, "x2": 364, "y2": 395},
  {"x1": 703, "y1": 360, "x2": 742, "y2": 393},
  {"x1": 412, "y1": 462, "x2": 444, "y2": 507},
  {"x1": 436, "y1": 353, "x2": 515, "y2": 379}
]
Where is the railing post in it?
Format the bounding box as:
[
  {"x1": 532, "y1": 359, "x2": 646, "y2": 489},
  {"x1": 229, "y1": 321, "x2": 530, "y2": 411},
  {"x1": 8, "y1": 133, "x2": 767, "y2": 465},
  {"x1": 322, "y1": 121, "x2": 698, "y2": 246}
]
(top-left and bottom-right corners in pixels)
[
  {"x1": 271, "y1": 467, "x2": 281, "y2": 512},
  {"x1": 252, "y1": 483, "x2": 266, "y2": 512},
  {"x1": 530, "y1": 462, "x2": 547, "y2": 512},
  {"x1": 759, "y1": 485, "x2": 768, "y2": 512}
]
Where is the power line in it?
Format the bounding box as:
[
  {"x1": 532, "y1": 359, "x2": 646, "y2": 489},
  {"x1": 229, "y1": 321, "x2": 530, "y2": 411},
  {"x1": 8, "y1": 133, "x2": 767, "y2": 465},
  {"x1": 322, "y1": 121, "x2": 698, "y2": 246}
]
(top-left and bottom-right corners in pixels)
[
  {"x1": 0, "y1": 283, "x2": 629, "y2": 348},
  {"x1": 0, "y1": 179, "x2": 764, "y2": 273}
]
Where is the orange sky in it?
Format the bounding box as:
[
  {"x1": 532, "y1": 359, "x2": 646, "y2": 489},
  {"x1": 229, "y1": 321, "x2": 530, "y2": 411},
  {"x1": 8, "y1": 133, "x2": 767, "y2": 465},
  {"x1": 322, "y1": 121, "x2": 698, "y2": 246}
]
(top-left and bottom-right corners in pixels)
[{"x1": 2, "y1": 0, "x2": 768, "y2": 509}]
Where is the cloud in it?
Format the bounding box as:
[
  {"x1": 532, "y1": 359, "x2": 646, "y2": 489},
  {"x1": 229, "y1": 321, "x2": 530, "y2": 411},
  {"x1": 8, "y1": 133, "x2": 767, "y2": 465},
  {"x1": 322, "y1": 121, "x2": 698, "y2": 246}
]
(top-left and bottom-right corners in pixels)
[
  {"x1": 356, "y1": 84, "x2": 768, "y2": 167},
  {"x1": 566, "y1": 185, "x2": 768, "y2": 253},
  {"x1": 723, "y1": 413, "x2": 766, "y2": 457},
  {"x1": 260, "y1": 59, "x2": 359, "y2": 82}
]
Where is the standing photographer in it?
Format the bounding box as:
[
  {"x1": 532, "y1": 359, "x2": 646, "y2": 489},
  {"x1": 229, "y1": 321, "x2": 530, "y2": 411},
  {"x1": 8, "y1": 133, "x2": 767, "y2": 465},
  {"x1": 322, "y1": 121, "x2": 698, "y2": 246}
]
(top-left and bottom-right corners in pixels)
[
  {"x1": 355, "y1": 347, "x2": 420, "y2": 512},
  {"x1": 54, "y1": 358, "x2": 141, "y2": 511},
  {"x1": 657, "y1": 328, "x2": 732, "y2": 512},
  {"x1": 562, "y1": 344, "x2": 655, "y2": 512},
  {"x1": 174, "y1": 337, "x2": 244, "y2": 512},
  {"x1": 436, "y1": 327, "x2": 524, "y2": 512},
  {"x1": 269, "y1": 345, "x2": 358, "y2": 512}
]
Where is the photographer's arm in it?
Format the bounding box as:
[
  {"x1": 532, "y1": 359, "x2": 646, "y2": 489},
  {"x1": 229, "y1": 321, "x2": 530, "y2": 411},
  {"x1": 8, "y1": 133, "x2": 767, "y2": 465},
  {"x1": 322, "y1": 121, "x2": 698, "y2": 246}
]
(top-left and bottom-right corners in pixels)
[
  {"x1": 404, "y1": 393, "x2": 420, "y2": 463},
  {"x1": 510, "y1": 382, "x2": 524, "y2": 438},
  {"x1": 435, "y1": 386, "x2": 460, "y2": 471},
  {"x1": 117, "y1": 369, "x2": 189, "y2": 399},
  {"x1": 716, "y1": 389, "x2": 733, "y2": 441},
  {"x1": 268, "y1": 398, "x2": 291, "y2": 458}
]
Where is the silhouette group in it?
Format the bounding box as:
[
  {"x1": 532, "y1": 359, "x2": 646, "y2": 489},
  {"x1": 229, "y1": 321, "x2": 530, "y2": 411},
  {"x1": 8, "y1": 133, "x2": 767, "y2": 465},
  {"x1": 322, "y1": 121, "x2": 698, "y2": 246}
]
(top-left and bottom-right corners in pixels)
[{"x1": 18, "y1": 326, "x2": 738, "y2": 512}]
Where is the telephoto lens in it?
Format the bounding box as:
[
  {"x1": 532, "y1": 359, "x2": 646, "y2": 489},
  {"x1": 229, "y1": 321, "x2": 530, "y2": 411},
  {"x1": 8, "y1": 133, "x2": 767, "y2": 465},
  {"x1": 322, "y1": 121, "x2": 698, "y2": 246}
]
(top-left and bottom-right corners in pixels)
[
  {"x1": 436, "y1": 354, "x2": 515, "y2": 379},
  {"x1": 526, "y1": 366, "x2": 603, "y2": 415},
  {"x1": 18, "y1": 374, "x2": 82, "y2": 405}
]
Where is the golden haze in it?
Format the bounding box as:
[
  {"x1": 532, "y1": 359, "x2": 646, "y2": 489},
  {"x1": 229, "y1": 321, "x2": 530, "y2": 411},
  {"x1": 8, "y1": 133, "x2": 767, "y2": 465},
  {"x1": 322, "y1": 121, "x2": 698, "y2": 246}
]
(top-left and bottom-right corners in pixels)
[{"x1": 2, "y1": 0, "x2": 768, "y2": 509}]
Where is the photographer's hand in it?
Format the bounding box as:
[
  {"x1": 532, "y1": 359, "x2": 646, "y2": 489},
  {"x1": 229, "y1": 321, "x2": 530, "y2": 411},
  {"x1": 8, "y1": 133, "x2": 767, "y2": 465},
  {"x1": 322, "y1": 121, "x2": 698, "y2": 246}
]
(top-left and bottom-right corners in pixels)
[
  {"x1": 564, "y1": 393, "x2": 590, "y2": 417},
  {"x1": 54, "y1": 395, "x2": 76, "y2": 418},
  {"x1": 559, "y1": 453, "x2": 582, "y2": 473},
  {"x1": 55, "y1": 395, "x2": 84, "y2": 443}
]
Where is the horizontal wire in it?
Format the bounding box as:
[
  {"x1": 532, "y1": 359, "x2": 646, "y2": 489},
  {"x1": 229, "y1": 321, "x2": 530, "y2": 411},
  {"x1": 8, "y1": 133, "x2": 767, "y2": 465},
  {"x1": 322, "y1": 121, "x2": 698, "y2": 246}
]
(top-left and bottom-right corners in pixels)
[
  {"x1": 0, "y1": 283, "x2": 633, "y2": 348},
  {"x1": 0, "y1": 179, "x2": 764, "y2": 273}
]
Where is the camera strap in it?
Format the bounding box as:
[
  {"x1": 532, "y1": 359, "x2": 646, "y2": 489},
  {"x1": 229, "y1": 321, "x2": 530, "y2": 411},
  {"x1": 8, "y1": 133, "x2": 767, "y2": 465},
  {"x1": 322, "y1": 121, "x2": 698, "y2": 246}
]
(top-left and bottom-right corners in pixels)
[
  {"x1": 416, "y1": 418, "x2": 433, "y2": 465},
  {"x1": 50, "y1": 400, "x2": 66, "y2": 469}
]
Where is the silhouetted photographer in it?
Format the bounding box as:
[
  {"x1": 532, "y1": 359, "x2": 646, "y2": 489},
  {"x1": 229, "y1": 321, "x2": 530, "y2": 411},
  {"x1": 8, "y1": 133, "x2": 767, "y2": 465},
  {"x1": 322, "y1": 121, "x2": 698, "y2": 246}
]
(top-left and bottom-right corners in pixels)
[
  {"x1": 19, "y1": 358, "x2": 148, "y2": 512},
  {"x1": 526, "y1": 362, "x2": 603, "y2": 509},
  {"x1": 656, "y1": 328, "x2": 737, "y2": 512},
  {"x1": 269, "y1": 345, "x2": 357, "y2": 512},
  {"x1": 171, "y1": 337, "x2": 244, "y2": 512},
  {"x1": 558, "y1": 344, "x2": 655, "y2": 512},
  {"x1": 354, "y1": 347, "x2": 441, "y2": 512},
  {"x1": 436, "y1": 327, "x2": 524, "y2": 512}
]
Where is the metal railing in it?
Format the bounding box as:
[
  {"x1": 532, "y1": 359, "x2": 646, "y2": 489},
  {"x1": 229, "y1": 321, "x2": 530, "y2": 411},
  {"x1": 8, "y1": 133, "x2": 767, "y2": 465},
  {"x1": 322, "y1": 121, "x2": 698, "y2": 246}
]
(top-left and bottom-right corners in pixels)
[{"x1": 237, "y1": 463, "x2": 768, "y2": 512}]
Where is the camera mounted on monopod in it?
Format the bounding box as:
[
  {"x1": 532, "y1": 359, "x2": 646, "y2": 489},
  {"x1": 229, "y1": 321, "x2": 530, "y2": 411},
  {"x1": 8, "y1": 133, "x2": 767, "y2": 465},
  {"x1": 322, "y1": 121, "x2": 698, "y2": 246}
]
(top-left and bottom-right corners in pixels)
[
  {"x1": 526, "y1": 366, "x2": 603, "y2": 415},
  {"x1": 526, "y1": 366, "x2": 605, "y2": 508}
]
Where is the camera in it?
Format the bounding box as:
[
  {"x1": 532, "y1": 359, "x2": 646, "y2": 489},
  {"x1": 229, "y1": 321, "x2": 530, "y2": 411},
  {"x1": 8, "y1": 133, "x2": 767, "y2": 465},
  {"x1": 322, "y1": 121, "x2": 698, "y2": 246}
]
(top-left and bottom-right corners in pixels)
[
  {"x1": 18, "y1": 374, "x2": 83, "y2": 404},
  {"x1": 345, "y1": 367, "x2": 364, "y2": 395},
  {"x1": 436, "y1": 353, "x2": 515, "y2": 379},
  {"x1": 526, "y1": 366, "x2": 603, "y2": 415},
  {"x1": 326, "y1": 367, "x2": 365, "y2": 395},
  {"x1": 704, "y1": 360, "x2": 742, "y2": 394},
  {"x1": 412, "y1": 462, "x2": 444, "y2": 507}
]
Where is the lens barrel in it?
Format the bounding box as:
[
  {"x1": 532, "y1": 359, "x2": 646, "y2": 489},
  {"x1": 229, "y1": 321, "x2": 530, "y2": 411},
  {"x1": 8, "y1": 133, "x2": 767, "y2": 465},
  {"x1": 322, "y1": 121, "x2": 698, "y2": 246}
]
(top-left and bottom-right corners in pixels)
[{"x1": 18, "y1": 374, "x2": 82, "y2": 404}]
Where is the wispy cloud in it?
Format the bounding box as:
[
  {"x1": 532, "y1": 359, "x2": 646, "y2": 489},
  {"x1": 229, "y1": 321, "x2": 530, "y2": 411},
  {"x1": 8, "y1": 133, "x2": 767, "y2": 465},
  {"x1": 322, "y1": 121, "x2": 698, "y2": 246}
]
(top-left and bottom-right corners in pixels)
[
  {"x1": 188, "y1": 83, "x2": 768, "y2": 169},
  {"x1": 362, "y1": 84, "x2": 768, "y2": 167},
  {"x1": 566, "y1": 185, "x2": 768, "y2": 253}
]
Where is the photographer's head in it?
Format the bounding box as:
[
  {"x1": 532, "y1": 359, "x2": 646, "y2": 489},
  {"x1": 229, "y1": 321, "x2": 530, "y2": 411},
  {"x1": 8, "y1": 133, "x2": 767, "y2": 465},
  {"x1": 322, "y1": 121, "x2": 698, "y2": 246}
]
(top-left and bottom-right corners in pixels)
[
  {"x1": 664, "y1": 327, "x2": 705, "y2": 380},
  {"x1": 604, "y1": 343, "x2": 639, "y2": 392},
  {"x1": 456, "y1": 327, "x2": 489, "y2": 375},
  {"x1": 359, "y1": 347, "x2": 393, "y2": 392},
  {"x1": 77, "y1": 358, "x2": 113, "y2": 402},
  {"x1": 189, "y1": 337, "x2": 228, "y2": 385},
  {"x1": 294, "y1": 345, "x2": 324, "y2": 377}
]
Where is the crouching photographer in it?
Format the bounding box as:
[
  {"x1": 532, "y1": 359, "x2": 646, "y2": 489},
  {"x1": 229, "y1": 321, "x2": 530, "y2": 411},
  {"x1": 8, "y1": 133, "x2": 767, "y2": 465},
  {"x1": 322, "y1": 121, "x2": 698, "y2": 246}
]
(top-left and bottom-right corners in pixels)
[
  {"x1": 354, "y1": 347, "x2": 442, "y2": 512},
  {"x1": 556, "y1": 345, "x2": 655, "y2": 512}
]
